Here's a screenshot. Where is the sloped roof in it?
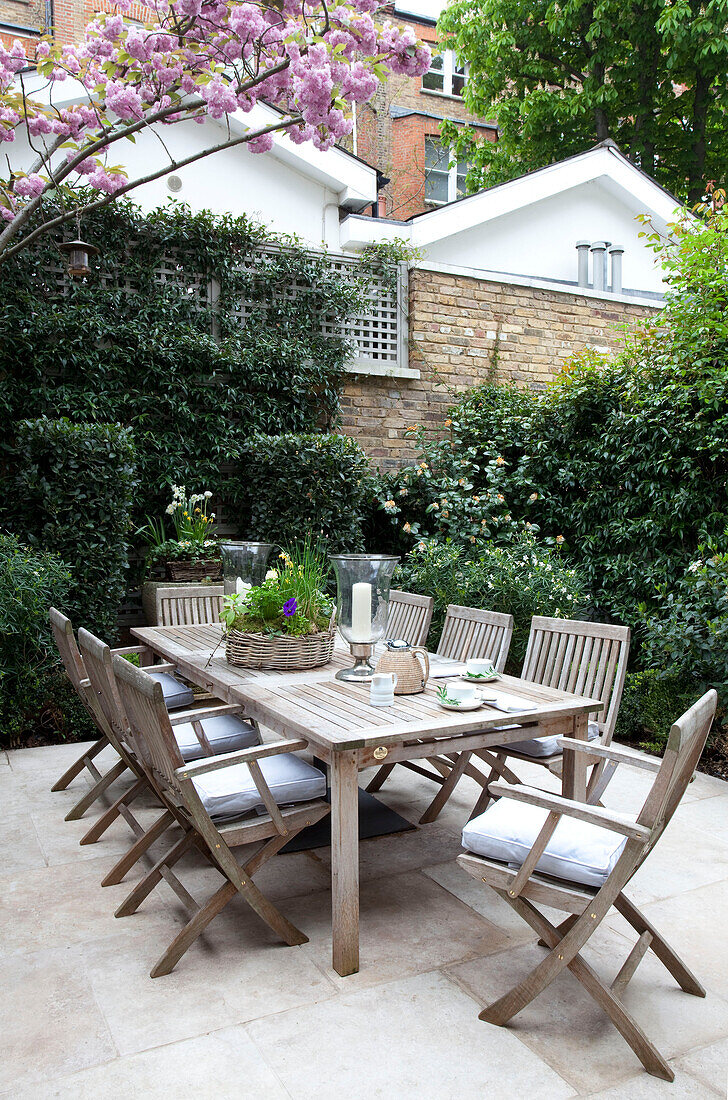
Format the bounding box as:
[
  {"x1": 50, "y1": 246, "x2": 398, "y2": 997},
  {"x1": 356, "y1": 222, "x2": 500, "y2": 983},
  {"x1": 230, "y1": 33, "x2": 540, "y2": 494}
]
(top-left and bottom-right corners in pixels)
[{"x1": 405, "y1": 141, "x2": 686, "y2": 247}]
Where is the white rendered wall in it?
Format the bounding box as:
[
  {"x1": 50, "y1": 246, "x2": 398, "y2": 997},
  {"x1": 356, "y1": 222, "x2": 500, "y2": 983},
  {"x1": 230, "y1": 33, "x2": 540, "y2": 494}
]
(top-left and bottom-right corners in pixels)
[
  {"x1": 420, "y1": 180, "x2": 672, "y2": 295},
  {"x1": 9, "y1": 117, "x2": 340, "y2": 249}
]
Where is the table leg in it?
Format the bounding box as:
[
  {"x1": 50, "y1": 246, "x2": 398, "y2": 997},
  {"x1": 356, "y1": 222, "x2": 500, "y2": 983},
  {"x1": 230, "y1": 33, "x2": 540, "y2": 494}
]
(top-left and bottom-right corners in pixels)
[
  {"x1": 562, "y1": 713, "x2": 588, "y2": 801},
  {"x1": 330, "y1": 749, "x2": 360, "y2": 977}
]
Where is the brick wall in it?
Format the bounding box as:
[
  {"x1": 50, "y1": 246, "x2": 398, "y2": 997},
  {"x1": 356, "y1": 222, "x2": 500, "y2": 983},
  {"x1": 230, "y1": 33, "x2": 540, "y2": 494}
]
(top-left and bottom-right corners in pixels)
[
  {"x1": 347, "y1": 10, "x2": 496, "y2": 220},
  {"x1": 339, "y1": 267, "x2": 659, "y2": 468}
]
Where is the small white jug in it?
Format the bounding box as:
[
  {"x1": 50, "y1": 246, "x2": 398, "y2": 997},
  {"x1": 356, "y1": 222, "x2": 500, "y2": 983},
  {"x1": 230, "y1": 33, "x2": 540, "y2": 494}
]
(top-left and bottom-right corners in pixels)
[{"x1": 370, "y1": 671, "x2": 397, "y2": 707}]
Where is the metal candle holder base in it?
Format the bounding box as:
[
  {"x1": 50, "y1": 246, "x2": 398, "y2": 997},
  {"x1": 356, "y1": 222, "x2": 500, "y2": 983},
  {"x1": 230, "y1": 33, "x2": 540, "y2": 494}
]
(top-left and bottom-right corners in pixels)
[{"x1": 336, "y1": 641, "x2": 375, "y2": 682}]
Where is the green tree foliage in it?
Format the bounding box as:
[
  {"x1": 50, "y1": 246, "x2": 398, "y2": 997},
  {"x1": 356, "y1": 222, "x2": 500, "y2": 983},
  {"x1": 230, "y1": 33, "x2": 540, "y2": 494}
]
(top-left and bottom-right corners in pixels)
[
  {"x1": 440, "y1": 210, "x2": 728, "y2": 633},
  {"x1": 438, "y1": 0, "x2": 728, "y2": 201}
]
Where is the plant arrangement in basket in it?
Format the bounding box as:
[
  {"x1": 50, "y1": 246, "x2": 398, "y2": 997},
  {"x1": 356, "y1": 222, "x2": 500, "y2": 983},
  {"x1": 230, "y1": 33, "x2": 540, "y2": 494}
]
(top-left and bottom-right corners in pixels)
[
  {"x1": 138, "y1": 485, "x2": 221, "y2": 581},
  {"x1": 220, "y1": 543, "x2": 336, "y2": 670}
]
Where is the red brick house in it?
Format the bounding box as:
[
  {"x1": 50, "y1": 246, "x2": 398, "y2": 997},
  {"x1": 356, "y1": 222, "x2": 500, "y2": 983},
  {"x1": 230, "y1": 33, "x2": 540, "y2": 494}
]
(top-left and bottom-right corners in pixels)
[{"x1": 350, "y1": 0, "x2": 496, "y2": 219}]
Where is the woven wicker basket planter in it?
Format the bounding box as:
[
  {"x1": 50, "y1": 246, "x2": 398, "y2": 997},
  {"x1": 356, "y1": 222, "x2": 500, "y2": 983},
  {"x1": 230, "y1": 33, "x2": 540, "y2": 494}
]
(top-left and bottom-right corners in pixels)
[
  {"x1": 166, "y1": 559, "x2": 222, "y2": 582},
  {"x1": 224, "y1": 628, "x2": 336, "y2": 670}
]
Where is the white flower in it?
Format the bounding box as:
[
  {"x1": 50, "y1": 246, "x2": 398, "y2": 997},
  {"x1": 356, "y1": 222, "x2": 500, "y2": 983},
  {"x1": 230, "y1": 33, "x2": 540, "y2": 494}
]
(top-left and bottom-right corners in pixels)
[
  {"x1": 165, "y1": 504, "x2": 175, "y2": 515},
  {"x1": 265, "y1": 569, "x2": 278, "y2": 580},
  {"x1": 687, "y1": 561, "x2": 703, "y2": 573},
  {"x1": 204, "y1": 490, "x2": 212, "y2": 498}
]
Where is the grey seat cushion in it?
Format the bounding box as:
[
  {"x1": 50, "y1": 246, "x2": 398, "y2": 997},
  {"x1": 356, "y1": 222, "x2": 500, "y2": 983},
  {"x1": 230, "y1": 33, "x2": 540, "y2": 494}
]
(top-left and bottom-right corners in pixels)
[
  {"x1": 147, "y1": 670, "x2": 195, "y2": 711},
  {"x1": 174, "y1": 713, "x2": 259, "y2": 762},
  {"x1": 499, "y1": 719, "x2": 600, "y2": 759},
  {"x1": 193, "y1": 753, "x2": 327, "y2": 821},
  {"x1": 462, "y1": 797, "x2": 628, "y2": 888}
]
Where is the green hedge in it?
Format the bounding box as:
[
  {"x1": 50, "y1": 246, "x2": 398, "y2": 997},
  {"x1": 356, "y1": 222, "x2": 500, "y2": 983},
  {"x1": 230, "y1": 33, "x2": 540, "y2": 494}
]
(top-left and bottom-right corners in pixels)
[
  {"x1": 1, "y1": 418, "x2": 137, "y2": 641},
  {"x1": 0, "y1": 202, "x2": 369, "y2": 526},
  {"x1": 0, "y1": 535, "x2": 94, "y2": 750},
  {"x1": 227, "y1": 433, "x2": 372, "y2": 551}
]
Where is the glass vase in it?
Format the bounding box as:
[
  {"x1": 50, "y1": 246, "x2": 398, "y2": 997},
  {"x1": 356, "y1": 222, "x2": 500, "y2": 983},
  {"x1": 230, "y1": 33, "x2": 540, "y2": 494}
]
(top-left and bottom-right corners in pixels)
[
  {"x1": 330, "y1": 553, "x2": 399, "y2": 681},
  {"x1": 220, "y1": 541, "x2": 274, "y2": 595}
]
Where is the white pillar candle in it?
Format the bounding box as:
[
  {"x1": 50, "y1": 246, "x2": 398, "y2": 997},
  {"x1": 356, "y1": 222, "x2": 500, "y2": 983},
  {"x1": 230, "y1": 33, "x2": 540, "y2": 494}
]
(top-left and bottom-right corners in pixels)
[{"x1": 350, "y1": 582, "x2": 372, "y2": 642}]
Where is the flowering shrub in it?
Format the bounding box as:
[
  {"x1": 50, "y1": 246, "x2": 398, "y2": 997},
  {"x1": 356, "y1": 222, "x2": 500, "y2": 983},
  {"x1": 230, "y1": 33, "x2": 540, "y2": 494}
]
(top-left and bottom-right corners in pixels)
[
  {"x1": 0, "y1": 534, "x2": 94, "y2": 749},
  {"x1": 396, "y1": 531, "x2": 587, "y2": 670},
  {"x1": 0, "y1": 0, "x2": 428, "y2": 257},
  {"x1": 140, "y1": 485, "x2": 221, "y2": 572},
  {"x1": 371, "y1": 424, "x2": 522, "y2": 554},
  {"x1": 221, "y1": 542, "x2": 334, "y2": 637}
]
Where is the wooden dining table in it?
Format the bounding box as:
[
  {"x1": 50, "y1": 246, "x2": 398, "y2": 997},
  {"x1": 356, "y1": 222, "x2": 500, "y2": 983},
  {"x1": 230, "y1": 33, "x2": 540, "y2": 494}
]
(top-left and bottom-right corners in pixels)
[{"x1": 131, "y1": 622, "x2": 603, "y2": 976}]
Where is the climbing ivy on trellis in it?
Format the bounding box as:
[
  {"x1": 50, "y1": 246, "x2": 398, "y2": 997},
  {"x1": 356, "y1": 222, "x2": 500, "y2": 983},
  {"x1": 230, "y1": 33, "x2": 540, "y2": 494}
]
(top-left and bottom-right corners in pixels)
[{"x1": 0, "y1": 200, "x2": 377, "y2": 525}]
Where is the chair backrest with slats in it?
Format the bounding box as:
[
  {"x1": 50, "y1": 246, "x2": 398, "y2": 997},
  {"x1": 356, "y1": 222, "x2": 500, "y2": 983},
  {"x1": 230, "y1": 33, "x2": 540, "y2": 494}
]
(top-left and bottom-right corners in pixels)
[
  {"x1": 631, "y1": 690, "x2": 716, "y2": 877},
  {"x1": 49, "y1": 608, "x2": 110, "y2": 734},
  {"x1": 113, "y1": 654, "x2": 187, "y2": 802},
  {"x1": 521, "y1": 616, "x2": 630, "y2": 744},
  {"x1": 77, "y1": 628, "x2": 135, "y2": 759},
  {"x1": 155, "y1": 586, "x2": 224, "y2": 627},
  {"x1": 437, "y1": 604, "x2": 514, "y2": 673},
  {"x1": 386, "y1": 590, "x2": 434, "y2": 647}
]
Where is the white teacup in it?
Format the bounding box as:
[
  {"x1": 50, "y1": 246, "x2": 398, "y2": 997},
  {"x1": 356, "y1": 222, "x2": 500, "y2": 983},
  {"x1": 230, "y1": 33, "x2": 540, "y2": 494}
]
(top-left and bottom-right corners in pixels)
[
  {"x1": 466, "y1": 658, "x2": 496, "y2": 677},
  {"x1": 447, "y1": 681, "x2": 478, "y2": 704}
]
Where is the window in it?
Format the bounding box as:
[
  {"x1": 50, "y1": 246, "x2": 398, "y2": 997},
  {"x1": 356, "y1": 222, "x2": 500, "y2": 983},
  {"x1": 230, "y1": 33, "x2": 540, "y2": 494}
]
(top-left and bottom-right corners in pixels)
[
  {"x1": 421, "y1": 50, "x2": 467, "y2": 98},
  {"x1": 425, "y1": 138, "x2": 470, "y2": 205}
]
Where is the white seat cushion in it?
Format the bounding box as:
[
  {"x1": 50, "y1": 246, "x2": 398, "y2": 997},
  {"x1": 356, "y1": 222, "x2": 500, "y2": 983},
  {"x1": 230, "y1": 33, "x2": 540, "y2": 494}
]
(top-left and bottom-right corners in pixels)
[
  {"x1": 193, "y1": 753, "x2": 327, "y2": 821},
  {"x1": 500, "y1": 720, "x2": 600, "y2": 759},
  {"x1": 148, "y1": 670, "x2": 195, "y2": 711},
  {"x1": 174, "y1": 713, "x2": 259, "y2": 762},
  {"x1": 462, "y1": 797, "x2": 628, "y2": 888}
]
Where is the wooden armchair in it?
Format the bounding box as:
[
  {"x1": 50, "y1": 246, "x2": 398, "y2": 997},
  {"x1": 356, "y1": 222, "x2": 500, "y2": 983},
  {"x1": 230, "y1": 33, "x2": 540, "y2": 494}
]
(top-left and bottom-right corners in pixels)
[
  {"x1": 473, "y1": 617, "x2": 630, "y2": 815},
  {"x1": 49, "y1": 607, "x2": 181, "y2": 821},
  {"x1": 386, "y1": 590, "x2": 434, "y2": 646},
  {"x1": 112, "y1": 654, "x2": 330, "y2": 977},
  {"x1": 458, "y1": 690, "x2": 717, "y2": 1082},
  {"x1": 77, "y1": 627, "x2": 260, "y2": 885},
  {"x1": 367, "y1": 604, "x2": 514, "y2": 824}
]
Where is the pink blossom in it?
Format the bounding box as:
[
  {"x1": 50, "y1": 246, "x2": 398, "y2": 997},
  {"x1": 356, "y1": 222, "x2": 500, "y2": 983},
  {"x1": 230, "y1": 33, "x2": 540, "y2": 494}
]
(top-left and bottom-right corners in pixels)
[{"x1": 13, "y1": 173, "x2": 45, "y2": 197}]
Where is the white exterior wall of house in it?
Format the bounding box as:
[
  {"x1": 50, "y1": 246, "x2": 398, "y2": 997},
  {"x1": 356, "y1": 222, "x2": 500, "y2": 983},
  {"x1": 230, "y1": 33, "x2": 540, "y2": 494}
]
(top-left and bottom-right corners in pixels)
[{"x1": 419, "y1": 182, "x2": 668, "y2": 295}]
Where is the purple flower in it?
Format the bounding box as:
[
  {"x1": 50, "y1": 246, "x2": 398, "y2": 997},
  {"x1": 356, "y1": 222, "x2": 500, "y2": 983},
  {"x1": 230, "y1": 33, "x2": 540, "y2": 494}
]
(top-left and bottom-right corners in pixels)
[{"x1": 283, "y1": 597, "x2": 297, "y2": 617}]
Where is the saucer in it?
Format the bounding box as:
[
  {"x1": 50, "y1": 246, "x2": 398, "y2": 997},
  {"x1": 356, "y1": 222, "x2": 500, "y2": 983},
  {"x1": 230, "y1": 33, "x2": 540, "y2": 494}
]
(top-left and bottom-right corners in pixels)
[
  {"x1": 461, "y1": 671, "x2": 500, "y2": 683},
  {"x1": 437, "y1": 696, "x2": 484, "y2": 712}
]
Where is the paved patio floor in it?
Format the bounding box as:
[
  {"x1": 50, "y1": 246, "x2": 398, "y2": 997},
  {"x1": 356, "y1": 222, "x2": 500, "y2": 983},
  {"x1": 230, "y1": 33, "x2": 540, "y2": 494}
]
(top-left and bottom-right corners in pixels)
[{"x1": 2, "y1": 738, "x2": 728, "y2": 1098}]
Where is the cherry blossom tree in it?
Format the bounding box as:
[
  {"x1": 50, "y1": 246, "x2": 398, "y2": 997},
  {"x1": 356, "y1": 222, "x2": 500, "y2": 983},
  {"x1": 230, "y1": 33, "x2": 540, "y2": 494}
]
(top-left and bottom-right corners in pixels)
[{"x1": 0, "y1": 0, "x2": 428, "y2": 260}]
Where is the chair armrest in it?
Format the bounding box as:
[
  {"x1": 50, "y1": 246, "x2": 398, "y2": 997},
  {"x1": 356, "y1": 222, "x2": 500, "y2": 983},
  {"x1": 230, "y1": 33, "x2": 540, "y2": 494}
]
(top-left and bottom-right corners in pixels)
[
  {"x1": 168, "y1": 703, "x2": 245, "y2": 725},
  {"x1": 148, "y1": 662, "x2": 176, "y2": 674},
  {"x1": 111, "y1": 645, "x2": 148, "y2": 657},
  {"x1": 176, "y1": 738, "x2": 309, "y2": 780},
  {"x1": 488, "y1": 781, "x2": 650, "y2": 841},
  {"x1": 558, "y1": 738, "x2": 661, "y2": 774}
]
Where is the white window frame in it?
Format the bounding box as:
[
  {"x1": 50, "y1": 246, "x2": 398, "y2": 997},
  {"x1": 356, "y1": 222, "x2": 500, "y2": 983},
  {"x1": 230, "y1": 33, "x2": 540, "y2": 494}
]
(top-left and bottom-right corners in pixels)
[
  {"x1": 424, "y1": 138, "x2": 469, "y2": 206},
  {"x1": 421, "y1": 49, "x2": 468, "y2": 98}
]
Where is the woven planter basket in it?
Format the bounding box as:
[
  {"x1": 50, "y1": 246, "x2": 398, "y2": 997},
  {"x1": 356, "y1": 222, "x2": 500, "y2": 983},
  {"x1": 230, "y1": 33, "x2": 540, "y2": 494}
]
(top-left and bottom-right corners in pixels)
[
  {"x1": 225, "y1": 626, "x2": 336, "y2": 670},
  {"x1": 166, "y1": 559, "x2": 222, "y2": 582}
]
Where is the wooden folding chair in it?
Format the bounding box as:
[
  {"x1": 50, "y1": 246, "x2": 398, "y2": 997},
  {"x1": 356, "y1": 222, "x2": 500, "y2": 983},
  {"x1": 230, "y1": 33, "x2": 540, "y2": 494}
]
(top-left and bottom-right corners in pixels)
[
  {"x1": 472, "y1": 617, "x2": 630, "y2": 817},
  {"x1": 48, "y1": 607, "x2": 178, "y2": 821},
  {"x1": 386, "y1": 590, "x2": 434, "y2": 647},
  {"x1": 155, "y1": 585, "x2": 224, "y2": 626},
  {"x1": 77, "y1": 627, "x2": 260, "y2": 885},
  {"x1": 458, "y1": 690, "x2": 717, "y2": 1082},
  {"x1": 111, "y1": 654, "x2": 331, "y2": 977},
  {"x1": 367, "y1": 604, "x2": 514, "y2": 824}
]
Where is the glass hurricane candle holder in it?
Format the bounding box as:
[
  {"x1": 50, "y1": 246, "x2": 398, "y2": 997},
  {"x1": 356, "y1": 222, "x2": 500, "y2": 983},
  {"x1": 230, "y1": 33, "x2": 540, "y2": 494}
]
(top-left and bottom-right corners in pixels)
[
  {"x1": 220, "y1": 541, "x2": 274, "y2": 595},
  {"x1": 330, "y1": 554, "x2": 399, "y2": 682}
]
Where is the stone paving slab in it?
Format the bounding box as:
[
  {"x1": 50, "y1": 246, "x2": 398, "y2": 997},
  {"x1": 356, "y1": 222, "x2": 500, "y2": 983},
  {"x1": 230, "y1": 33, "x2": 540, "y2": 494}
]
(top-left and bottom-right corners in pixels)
[{"x1": 3, "y1": 739, "x2": 728, "y2": 1097}]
